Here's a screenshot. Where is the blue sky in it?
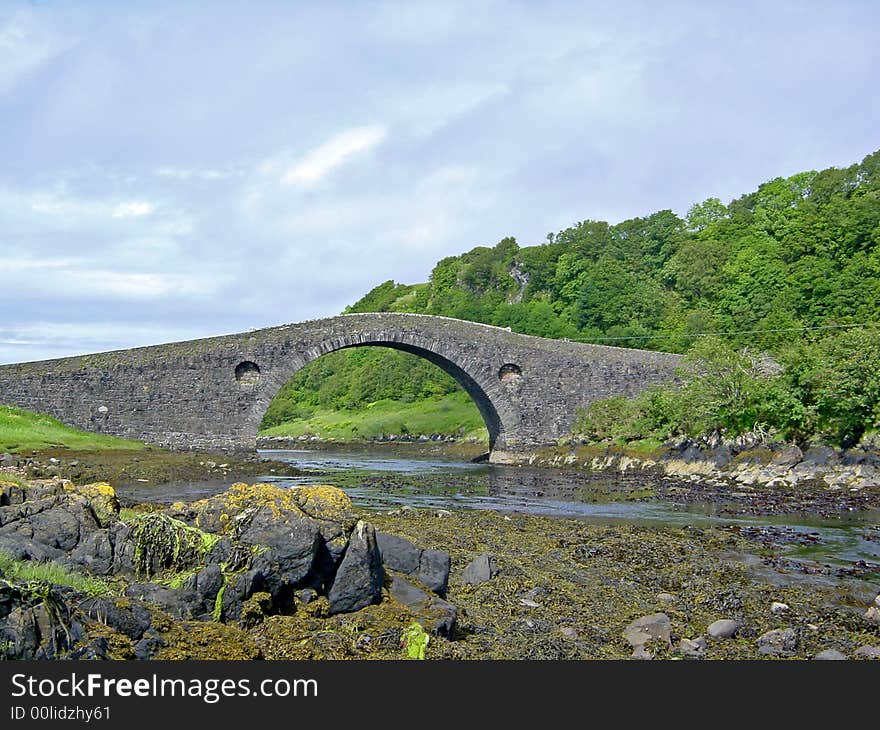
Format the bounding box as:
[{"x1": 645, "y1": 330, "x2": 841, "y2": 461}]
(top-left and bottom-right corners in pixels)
[{"x1": 2, "y1": 0, "x2": 879, "y2": 363}]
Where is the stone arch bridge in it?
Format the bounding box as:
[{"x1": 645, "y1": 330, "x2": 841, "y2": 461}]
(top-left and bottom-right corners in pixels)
[{"x1": 0, "y1": 313, "x2": 680, "y2": 461}]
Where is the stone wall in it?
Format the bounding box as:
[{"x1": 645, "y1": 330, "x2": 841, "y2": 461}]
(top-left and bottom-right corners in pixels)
[{"x1": 0, "y1": 313, "x2": 681, "y2": 459}]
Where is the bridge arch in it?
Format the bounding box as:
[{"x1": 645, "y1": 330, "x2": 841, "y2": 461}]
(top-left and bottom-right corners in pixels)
[{"x1": 245, "y1": 330, "x2": 519, "y2": 450}]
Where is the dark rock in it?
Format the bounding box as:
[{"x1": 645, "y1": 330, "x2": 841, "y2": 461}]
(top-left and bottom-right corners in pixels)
[
  {"x1": 418, "y1": 549, "x2": 451, "y2": 597},
  {"x1": 389, "y1": 574, "x2": 457, "y2": 637},
  {"x1": 711, "y1": 447, "x2": 732, "y2": 468},
  {"x1": 461, "y1": 554, "x2": 499, "y2": 585},
  {"x1": 0, "y1": 582, "x2": 84, "y2": 659},
  {"x1": 196, "y1": 564, "x2": 224, "y2": 602},
  {"x1": 124, "y1": 583, "x2": 199, "y2": 620},
  {"x1": 134, "y1": 634, "x2": 164, "y2": 660},
  {"x1": 328, "y1": 521, "x2": 383, "y2": 614},
  {"x1": 296, "y1": 588, "x2": 318, "y2": 605},
  {"x1": 0, "y1": 535, "x2": 66, "y2": 563},
  {"x1": 204, "y1": 536, "x2": 234, "y2": 567},
  {"x1": 771, "y1": 446, "x2": 803, "y2": 467},
  {"x1": 377, "y1": 532, "x2": 421, "y2": 574},
  {"x1": 109, "y1": 522, "x2": 135, "y2": 575},
  {"x1": 802, "y1": 446, "x2": 840, "y2": 467},
  {"x1": 220, "y1": 568, "x2": 265, "y2": 621},
  {"x1": 840, "y1": 449, "x2": 880, "y2": 466},
  {"x1": 68, "y1": 636, "x2": 110, "y2": 660},
  {"x1": 78, "y1": 597, "x2": 151, "y2": 640},
  {"x1": 240, "y1": 508, "x2": 322, "y2": 597},
  {"x1": 376, "y1": 532, "x2": 450, "y2": 596},
  {"x1": 27, "y1": 507, "x2": 83, "y2": 551},
  {"x1": 68, "y1": 530, "x2": 114, "y2": 576}
]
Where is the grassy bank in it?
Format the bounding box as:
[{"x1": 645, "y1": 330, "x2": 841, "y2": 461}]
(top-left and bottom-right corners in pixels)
[
  {"x1": 259, "y1": 391, "x2": 489, "y2": 443},
  {"x1": 0, "y1": 405, "x2": 146, "y2": 453}
]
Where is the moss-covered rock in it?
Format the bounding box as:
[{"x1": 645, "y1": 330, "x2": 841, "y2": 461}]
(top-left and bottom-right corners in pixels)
[{"x1": 64, "y1": 482, "x2": 119, "y2": 527}]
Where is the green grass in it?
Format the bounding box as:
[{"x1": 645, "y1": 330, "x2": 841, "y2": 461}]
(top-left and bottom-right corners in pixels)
[
  {"x1": 0, "y1": 549, "x2": 110, "y2": 596},
  {"x1": 0, "y1": 471, "x2": 28, "y2": 487},
  {"x1": 0, "y1": 405, "x2": 146, "y2": 453},
  {"x1": 259, "y1": 391, "x2": 489, "y2": 443}
]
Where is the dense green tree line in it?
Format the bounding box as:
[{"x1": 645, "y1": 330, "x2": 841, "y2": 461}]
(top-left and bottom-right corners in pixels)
[
  {"x1": 264, "y1": 149, "x2": 880, "y2": 444},
  {"x1": 574, "y1": 330, "x2": 880, "y2": 448}
]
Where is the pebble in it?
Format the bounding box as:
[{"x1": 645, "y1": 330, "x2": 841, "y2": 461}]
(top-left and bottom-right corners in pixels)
[
  {"x1": 814, "y1": 649, "x2": 847, "y2": 660},
  {"x1": 519, "y1": 598, "x2": 541, "y2": 608},
  {"x1": 864, "y1": 606, "x2": 880, "y2": 624},
  {"x1": 435, "y1": 509, "x2": 452, "y2": 518},
  {"x1": 770, "y1": 601, "x2": 790, "y2": 614},
  {"x1": 623, "y1": 613, "x2": 671, "y2": 648},
  {"x1": 656, "y1": 593, "x2": 676, "y2": 603},
  {"x1": 560, "y1": 627, "x2": 578, "y2": 639},
  {"x1": 678, "y1": 637, "x2": 707, "y2": 658},
  {"x1": 707, "y1": 619, "x2": 739, "y2": 639},
  {"x1": 630, "y1": 646, "x2": 654, "y2": 660},
  {"x1": 756, "y1": 628, "x2": 797, "y2": 655},
  {"x1": 854, "y1": 645, "x2": 880, "y2": 659}
]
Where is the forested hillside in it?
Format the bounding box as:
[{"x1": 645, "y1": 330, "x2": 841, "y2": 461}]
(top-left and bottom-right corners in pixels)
[{"x1": 262, "y1": 150, "x2": 880, "y2": 446}]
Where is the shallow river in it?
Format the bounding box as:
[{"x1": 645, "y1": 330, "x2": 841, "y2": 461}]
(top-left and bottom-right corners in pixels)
[{"x1": 119, "y1": 447, "x2": 880, "y2": 576}]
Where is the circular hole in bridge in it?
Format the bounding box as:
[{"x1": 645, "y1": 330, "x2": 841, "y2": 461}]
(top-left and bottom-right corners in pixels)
[
  {"x1": 234, "y1": 360, "x2": 261, "y2": 385},
  {"x1": 498, "y1": 363, "x2": 522, "y2": 382}
]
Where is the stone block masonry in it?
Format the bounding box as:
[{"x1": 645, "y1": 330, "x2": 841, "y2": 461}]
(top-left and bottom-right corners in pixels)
[{"x1": 0, "y1": 313, "x2": 680, "y2": 461}]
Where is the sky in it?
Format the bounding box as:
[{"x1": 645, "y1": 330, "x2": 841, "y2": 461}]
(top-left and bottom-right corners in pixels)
[{"x1": 1, "y1": 0, "x2": 879, "y2": 364}]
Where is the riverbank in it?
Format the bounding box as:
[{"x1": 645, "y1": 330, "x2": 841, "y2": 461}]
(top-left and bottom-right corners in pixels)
[
  {"x1": 496, "y1": 440, "x2": 880, "y2": 506},
  {"x1": 2, "y1": 448, "x2": 302, "y2": 493}
]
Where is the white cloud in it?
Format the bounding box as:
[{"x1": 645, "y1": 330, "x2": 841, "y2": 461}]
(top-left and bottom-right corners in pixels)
[
  {"x1": 279, "y1": 125, "x2": 387, "y2": 187},
  {"x1": 0, "y1": 15, "x2": 72, "y2": 93},
  {"x1": 2, "y1": 253, "x2": 221, "y2": 300},
  {"x1": 111, "y1": 201, "x2": 155, "y2": 218},
  {"x1": 0, "y1": 187, "x2": 175, "y2": 234},
  {"x1": 66, "y1": 270, "x2": 207, "y2": 298},
  {"x1": 154, "y1": 166, "x2": 238, "y2": 181}
]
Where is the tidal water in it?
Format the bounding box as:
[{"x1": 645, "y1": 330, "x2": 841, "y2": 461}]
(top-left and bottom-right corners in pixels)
[{"x1": 119, "y1": 447, "x2": 880, "y2": 576}]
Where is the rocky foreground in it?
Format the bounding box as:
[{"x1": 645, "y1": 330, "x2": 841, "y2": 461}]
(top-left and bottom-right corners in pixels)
[{"x1": 1, "y1": 470, "x2": 879, "y2": 660}]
